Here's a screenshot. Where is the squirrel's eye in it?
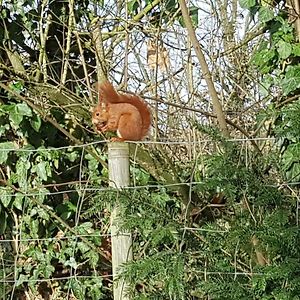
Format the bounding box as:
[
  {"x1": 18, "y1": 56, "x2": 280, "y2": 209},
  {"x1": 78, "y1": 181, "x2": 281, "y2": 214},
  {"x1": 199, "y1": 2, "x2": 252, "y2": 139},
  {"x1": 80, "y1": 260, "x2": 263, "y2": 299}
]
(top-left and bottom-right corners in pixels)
[{"x1": 95, "y1": 112, "x2": 100, "y2": 117}]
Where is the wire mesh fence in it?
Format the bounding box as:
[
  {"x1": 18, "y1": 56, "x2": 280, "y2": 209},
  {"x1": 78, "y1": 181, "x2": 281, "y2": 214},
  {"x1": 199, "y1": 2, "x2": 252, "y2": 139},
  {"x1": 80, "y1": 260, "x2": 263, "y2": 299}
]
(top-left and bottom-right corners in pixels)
[{"x1": 0, "y1": 137, "x2": 299, "y2": 300}]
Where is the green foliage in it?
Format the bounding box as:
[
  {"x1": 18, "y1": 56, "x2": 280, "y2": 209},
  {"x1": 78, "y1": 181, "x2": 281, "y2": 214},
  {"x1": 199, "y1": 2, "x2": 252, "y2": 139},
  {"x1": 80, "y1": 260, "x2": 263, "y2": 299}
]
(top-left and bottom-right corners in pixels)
[
  {"x1": 177, "y1": 5, "x2": 199, "y2": 27},
  {"x1": 0, "y1": 89, "x2": 111, "y2": 298},
  {"x1": 272, "y1": 101, "x2": 300, "y2": 182},
  {"x1": 239, "y1": 0, "x2": 256, "y2": 9},
  {"x1": 281, "y1": 66, "x2": 300, "y2": 96},
  {"x1": 122, "y1": 252, "x2": 185, "y2": 299},
  {"x1": 1, "y1": 0, "x2": 300, "y2": 299},
  {"x1": 250, "y1": 14, "x2": 299, "y2": 97},
  {"x1": 131, "y1": 0, "x2": 199, "y2": 27},
  {"x1": 258, "y1": 6, "x2": 274, "y2": 23},
  {"x1": 83, "y1": 131, "x2": 300, "y2": 299}
]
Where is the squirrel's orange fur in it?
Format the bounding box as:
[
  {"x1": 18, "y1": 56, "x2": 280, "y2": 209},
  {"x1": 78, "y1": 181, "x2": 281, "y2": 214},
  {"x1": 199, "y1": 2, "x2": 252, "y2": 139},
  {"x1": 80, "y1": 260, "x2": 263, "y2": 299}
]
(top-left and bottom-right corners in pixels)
[{"x1": 92, "y1": 81, "x2": 151, "y2": 141}]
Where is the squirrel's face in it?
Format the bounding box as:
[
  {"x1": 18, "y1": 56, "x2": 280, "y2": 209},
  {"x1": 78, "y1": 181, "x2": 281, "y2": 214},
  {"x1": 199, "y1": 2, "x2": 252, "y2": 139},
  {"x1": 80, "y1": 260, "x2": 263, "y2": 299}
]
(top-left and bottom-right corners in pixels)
[{"x1": 92, "y1": 104, "x2": 109, "y2": 132}]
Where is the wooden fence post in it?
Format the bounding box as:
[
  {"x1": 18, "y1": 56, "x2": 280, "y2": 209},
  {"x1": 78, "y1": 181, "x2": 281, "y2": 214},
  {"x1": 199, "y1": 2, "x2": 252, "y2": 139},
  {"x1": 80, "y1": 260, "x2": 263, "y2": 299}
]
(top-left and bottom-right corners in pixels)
[{"x1": 108, "y1": 142, "x2": 133, "y2": 300}]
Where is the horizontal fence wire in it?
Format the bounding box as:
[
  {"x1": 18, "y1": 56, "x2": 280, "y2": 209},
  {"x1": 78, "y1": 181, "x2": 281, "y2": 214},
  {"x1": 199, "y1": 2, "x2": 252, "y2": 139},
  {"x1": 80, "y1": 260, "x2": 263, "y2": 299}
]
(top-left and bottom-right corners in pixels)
[
  {"x1": 0, "y1": 275, "x2": 113, "y2": 284},
  {"x1": 1, "y1": 181, "x2": 300, "y2": 198},
  {"x1": 0, "y1": 227, "x2": 229, "y2": 244},
  {"x1": 0, "y1": 271, "x2": 268, "y2": 285},
  {"x1": 0, "y1": 137, "x2": 276, "y2": 152}
]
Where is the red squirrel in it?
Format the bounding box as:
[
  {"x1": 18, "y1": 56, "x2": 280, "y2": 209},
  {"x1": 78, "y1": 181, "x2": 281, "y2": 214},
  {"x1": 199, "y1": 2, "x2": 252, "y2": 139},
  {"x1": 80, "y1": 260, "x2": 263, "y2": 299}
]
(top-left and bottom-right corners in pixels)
[{"x1": 91, "y1": 81, "x2": 151, "y2": 141}]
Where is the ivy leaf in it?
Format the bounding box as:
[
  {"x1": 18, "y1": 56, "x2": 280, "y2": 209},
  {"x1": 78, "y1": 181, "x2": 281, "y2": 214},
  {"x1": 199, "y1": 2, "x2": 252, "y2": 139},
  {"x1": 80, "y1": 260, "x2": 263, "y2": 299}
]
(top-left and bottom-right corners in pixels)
[
  {"x1": 0, "y1": 124, "x2": 9, "y2": 137},
  {"x1": 36, "y1": 161, "x2": 48, "y2": 181},
  {"x1": 277, "y1": 40, "x2": 292, "y2": 59},
  {"x1": 16, "y1": 158, "x2": 31, "y2": 189},
  {"x1": 257, "y1": 49, "x2": 275, "y2": 64},
  {"x1": 0, "y1": 142, "x2": 16, "y2": 163},
  {"x1": 239, "y1": 0, "x2": 256, "y2": 9},
  {"x1": 16, "y1": 103, "x2": 32, "y2": 117},
  {"x1": 292, "y1": 44, "x2": 300, "y2": 56},
  {"x1": 281, "y1": 66, "x2": 300, "y2": 95},
  {"x1": 285, "y1": 163, "x2": 300, "y2": 182},
  {"x1": 251, "y1": 48, "x2": 276, "y2": 73},
  {"x1": 127, "y1": 0, "x2": 138, "y2": 14},
  {"x1": 30, "y1": 114, "x2": 41, "y2": 132},
  {"x1": 13, "y1": 193, "x2": 24, "y2": 210},
  {"x1": 281, "y1": 142, "x2": 300, "y2": 182},
  {"x1": 0, "y1": 188, "x2": 12, "y2": 208},
  {"x1": 30, "y1": 219, "x2": 39, "y2": 237},
  {"x1": 77, "y1": 222, "x2": 93, "y2": 234},
  {"x1": 0, "y1": 104, "x2": 15, "y2": 113},
  {"x1": 258, "y1": 6, "x2": 274, "y2": 23},
  {"x1": 37, "y1": 207, "x2": 49, "y2": 221},
  {"x1": 9, "y1": 107, "x2": 23, "y2": 126}
]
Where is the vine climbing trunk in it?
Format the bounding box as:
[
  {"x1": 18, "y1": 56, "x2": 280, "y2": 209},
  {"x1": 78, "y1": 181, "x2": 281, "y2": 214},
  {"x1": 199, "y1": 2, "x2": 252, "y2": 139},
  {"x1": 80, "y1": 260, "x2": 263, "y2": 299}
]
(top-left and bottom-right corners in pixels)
[{"x1": 178, "y1": 0, "x2": 230, "y2": 137}]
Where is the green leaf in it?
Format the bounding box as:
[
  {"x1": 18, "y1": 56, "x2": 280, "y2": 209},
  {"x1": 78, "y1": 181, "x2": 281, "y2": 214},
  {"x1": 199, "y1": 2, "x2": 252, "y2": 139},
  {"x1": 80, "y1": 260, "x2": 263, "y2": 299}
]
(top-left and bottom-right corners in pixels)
[
  {"x1": 0, "y1": 142, "x2": 16, "y2": 163},
  {"x1": 0, "y1": 188, "x2": 12, "y2": 208},
  {"x1": 69, "y1": 279, "x2": 85, "y2": 299},
  {"x1": 285, "y1": 163, "x2": 300, "y2": 182},
  {"x1": 13, "y1": 193, "x2": 24, "y2": 210},
  {"x1": 9, "y1": 107, "x2": 23, "y2": 126},
  {"x1": 77, "y1": 222, "x2": 93, "y2": 234},
  {"x1": 0, "y1": 104, "x2": 15, "y2": 113},
  {"x1": 42, "y1": 264, "x2": 55, "y2": 278},
  {"x1": 16, "y1": 102, "x2": 32, "y2": 117},
  {"x1": 128, "y1": 0, "x2": 138, "y2": 14},
  {"x1": 86, "y1": 251, "x2": 99, "y2": 268},
  {"x1": 239, "y1": 0, "x2": 256, "y2": 9},
  {"x1": 251, "y1": 48, "x2": 276, "y2": 73},
  {"x1": 36, "y1": 188, "x2": 49, "y2": 204},
  {"x1": 36, "y1": 161, "x2": 48, "y2": 181},
  {"x1": 30, "y1": 219, "x2": 39, "y2": 237},
  {"x1": 281, "y1": 66, "x2": 300, "y2": 95},
  {"x1": 292, "y1": 44, "x2": 300, "y2": 56},
  {"x1": 258, "y1": 6, "x2": 274, "y2": 23},
  {"x1": 30, "y1": 114, "x2": 41, "y2": 132},
  {"x1": 30, "y1": 207, "x2": 38, "y2": 217},
  {"x1": 165, "y1": 0, "x2": 177, "y2": 12},
  {"x1": 277, "y1": 40, "x2": 292, "y2": 59},
  {"x1": 16, "y1": 158, "x2": 31, "y2": 189},
  {"x1": 77, "y1": 241, "x2": 90, "y2": 254},
  {"x1": 0, "y1": 124, "x2": 9, "y2": 137},
  {"x1": 37, "y1": 207, "x2": 49, "y2": 220},
  {"x1": 189, "y1": 6, "x2": 198, "y2": 26},
  {"x1": 252, "y1": 49, "x2": 275, "y2": 65},
  {"x1": 281, "y1": 143, "x2": 300, "y2": 182}
]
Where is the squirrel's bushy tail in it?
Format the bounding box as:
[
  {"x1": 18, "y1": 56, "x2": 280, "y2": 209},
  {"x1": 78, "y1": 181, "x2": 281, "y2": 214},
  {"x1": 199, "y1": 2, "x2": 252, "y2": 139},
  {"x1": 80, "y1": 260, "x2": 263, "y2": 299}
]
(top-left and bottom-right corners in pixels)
[{"x1": 98, "y1": 81, "x2": 151, "y2": 138}]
